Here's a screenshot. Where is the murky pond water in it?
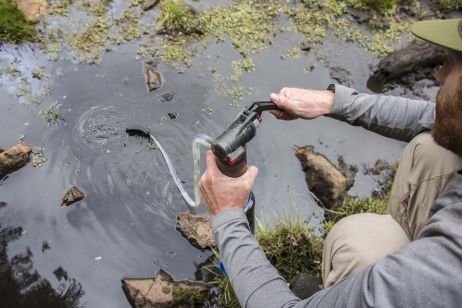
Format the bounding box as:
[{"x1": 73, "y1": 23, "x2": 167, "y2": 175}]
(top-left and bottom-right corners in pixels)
[{"x1": 0, "y1": 3, "x2": 412, "y2": 307}]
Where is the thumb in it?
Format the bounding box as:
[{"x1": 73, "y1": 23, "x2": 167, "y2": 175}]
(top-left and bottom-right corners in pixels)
[
  {"x1": 205, "y1": 150, "x2": 220, "y2": 173},
  {"x1": 270, "y1": 93, "x2": 289, "y2": 109},
  {"x1": 242, "y1": 165, "x2": 259, "y2": 188}
]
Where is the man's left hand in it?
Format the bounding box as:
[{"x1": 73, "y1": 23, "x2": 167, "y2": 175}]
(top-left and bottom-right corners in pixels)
[{"x1": 199, "y1": 151, "x2": 258, "y2": 216}]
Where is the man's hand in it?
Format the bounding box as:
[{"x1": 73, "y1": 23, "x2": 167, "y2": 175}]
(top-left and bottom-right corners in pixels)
[
  {"x1": 269, "y1": 87, "x2": 335, "y2": 120},
  {"x1": 199, "y1": 151, "x2": 258, "y2": 216}
]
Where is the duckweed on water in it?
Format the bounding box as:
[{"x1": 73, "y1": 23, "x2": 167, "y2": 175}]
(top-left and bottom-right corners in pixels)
[
  {"x1": 31, "y1": 147, "x2": 47, "y2": 167},
  {"x1": 0, "y1": 0, "x2": 35, "y2": 43}
]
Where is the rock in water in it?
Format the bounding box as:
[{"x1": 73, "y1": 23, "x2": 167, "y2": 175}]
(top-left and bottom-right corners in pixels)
[
  {"x1": 142, "y1": 0, "x2": 160, "y2": 11},
  {"x1": 176, "y1": 212, "x2": 214, "y2": 249},
  {"x1": 370, "y1": 42, "x2": 446, "y2": 84},
  {"x1": 62, "y1": 186, "x2": 85, "y2": 207},
  {"x1": 16, "y1": 0, "x2": 49, "y2": 24},
  {"x1": 294, "y1": 145, "x2": 349, "y2": 209},
  {"x1": 143, "y1": 61, "x2": 164, "y2": 92},
  {"x1": 0, "y1": 143, "x2": 31, "y2": 179},
  {"x1": 122, "y1": 269, "x2": 207, "y2": 308}
]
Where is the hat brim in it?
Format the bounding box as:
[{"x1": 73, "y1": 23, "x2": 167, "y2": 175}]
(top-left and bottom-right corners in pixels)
[{"x1": 411, "y1": 19, "x2": 462, "y2": 52}]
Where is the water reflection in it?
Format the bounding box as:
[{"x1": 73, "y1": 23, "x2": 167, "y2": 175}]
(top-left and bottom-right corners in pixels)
[{"x1": 0, "y1": 202, "x2": 85, "y2": 307}]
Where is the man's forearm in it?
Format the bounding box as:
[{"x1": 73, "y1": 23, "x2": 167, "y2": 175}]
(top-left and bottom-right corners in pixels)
[{"x1": 327, "y1": 85, "x2": 435, "y2": 142}]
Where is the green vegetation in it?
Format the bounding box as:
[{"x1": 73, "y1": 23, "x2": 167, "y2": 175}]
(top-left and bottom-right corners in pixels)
[
  {"x1": 436, "y1": 0, "x2": 462, "y2": 9},
  {"x1": 31, "y1": 147, "x2": 47, "y2": 167},
  {"x1": 0, "y1": 0, "x2": 35, "y2": 43},
  {"x1": 172, "y1": 286, "x2": 208, "y2": 307},
  {"x1": 40, "y1": 102, "x2": 63, "y2": 126},
  {"x1": 257, "y1": 217, "x2": 324, "y2": 281},
  {"x1": 157, "y1": 0, "x2": 204, "y2": 36}
]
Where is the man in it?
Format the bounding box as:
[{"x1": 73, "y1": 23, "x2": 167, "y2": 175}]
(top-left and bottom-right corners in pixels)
[{"x1": 199, "y1": 19, "x2": 462, "y2": 307}]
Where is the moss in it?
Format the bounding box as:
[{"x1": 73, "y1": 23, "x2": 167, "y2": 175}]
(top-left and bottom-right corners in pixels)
[
  {"x1": 80, "y1": 0, "x2": 113, "y2": 16},
  {"x1": 49, "y1": 0, "x2": 75, "y2": 15},
  {"x1": 157, "y1": 0, "x2": 205, "y2": 36},
  {"x1": 0, "y1": 0, "x2": 35, "y2": 43},
  {"x1": 172, "y1": 286, "x2": 207, "y2": 307},
  {"x1": 32, "y1": 68, "x2": 47, "y2": 80},
  {"x1": 257, "y1": 218, "x2": 324, "y2": 281}
]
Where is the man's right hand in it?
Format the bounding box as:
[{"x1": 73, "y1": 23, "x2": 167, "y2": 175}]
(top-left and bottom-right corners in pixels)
[{"x1": 269, "y1": 87, "x2": 335, "y2": 120}]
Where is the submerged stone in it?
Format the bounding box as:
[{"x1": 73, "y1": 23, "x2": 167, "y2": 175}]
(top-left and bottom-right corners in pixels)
[
  {"x1": 61, "y1": 186, "x2": 85, "y2": 207},
  {"x1": 122, "y1": 269, "x2": 207, "y2": 307},
  {"x1": 176, "y1": 212, "x2": 214, "y2": 250},
  {"x1": 142, "y1": 0, "x2": 160, "y2": 11},
  {"x1": 16, "y1": 0, "x2": 49, "y2": 24},
  {"x1": 294, "y1": 145, "x2": 349, "y2": 209},
  {"x1": 143, "y1": 61, "x2": 164, "y2": 92},
  {"x1": 160, "y1": 92, "x2": 175, "y2": 103},
  {"x1": 0, "y1": 143, "x2": 31, "y2": 179}
]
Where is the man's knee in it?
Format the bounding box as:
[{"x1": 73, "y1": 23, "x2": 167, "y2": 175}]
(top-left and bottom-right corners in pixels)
[{"x1": 323, "y1": 213, "x2": 409, "y2": 287}]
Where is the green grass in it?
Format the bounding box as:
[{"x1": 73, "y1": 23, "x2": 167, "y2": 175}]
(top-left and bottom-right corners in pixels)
[
  {"x1": 0, "y1": 0, "x2": 35, "y2": 43},
  {"x1": 157, "y1": 0, "x2": 205, "y2": 36},
  {"x1": 257, "y1": 217, "x2": 324, "y2": 282}
]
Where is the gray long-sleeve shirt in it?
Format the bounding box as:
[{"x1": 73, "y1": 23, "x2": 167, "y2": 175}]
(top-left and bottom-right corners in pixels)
[{"x1": 210, "y1": 85, "x2": 462, "y2": 307}]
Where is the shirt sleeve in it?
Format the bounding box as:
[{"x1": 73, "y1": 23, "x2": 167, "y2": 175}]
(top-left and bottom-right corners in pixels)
[
  {"x1": 211, "y1": 171, "x2": 462, "y2": 308},
  {"x1": 327, "y1": 85, "x2": 435, "y2": 142}
]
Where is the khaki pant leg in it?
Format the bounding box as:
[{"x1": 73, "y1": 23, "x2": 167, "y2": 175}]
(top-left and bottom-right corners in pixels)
[
  {"x1": 387, "y1": 132, "x2": 462, "y2": 240},
  {"x1": 322, "y1": 213, "x2": 409, "y2": 287}
]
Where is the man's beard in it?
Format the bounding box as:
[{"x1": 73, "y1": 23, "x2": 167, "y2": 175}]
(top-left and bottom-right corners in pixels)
[{"x1": 432, "y1": 89, "x2": 462, "y2": 156}]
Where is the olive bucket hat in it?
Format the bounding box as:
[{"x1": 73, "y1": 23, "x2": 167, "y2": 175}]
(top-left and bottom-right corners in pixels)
[{"x1": 411, "y1": 19, "x2": 462, "y2": 52}]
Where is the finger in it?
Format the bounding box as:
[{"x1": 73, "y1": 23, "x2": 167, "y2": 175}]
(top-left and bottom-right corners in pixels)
[
  {"x1": 270, "y1": 93, "x2": 290, "y2": 110},
  {"x1": 270, "y1": 109, "x2": 285, "y2": 119}
]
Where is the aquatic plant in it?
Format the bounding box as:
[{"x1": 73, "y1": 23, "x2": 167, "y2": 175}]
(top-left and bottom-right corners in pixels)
[
  {"x1": 157, "y1": 0, "x2": 205, "y2": 36},
  {"x1": 40, "y1": 102, "x2": 63, "y2": 126},
  {"x1": 0, "y1": 0, "x2": 35, "y2": 43}
]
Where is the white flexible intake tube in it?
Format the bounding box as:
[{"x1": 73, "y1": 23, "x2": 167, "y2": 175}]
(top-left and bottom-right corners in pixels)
[{"x1": 149, "y1": 133, "x2": 212, "y2": 212}]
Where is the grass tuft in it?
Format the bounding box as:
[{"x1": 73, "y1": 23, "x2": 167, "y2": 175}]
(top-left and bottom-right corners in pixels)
[{"x1": 0, "y1": 0, "x2": 35, "y2": 43}]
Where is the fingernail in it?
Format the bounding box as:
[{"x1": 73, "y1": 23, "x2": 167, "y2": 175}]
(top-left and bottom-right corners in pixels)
[{"x1": 270, "y1": 93, "x2": 279, "y2": 100}]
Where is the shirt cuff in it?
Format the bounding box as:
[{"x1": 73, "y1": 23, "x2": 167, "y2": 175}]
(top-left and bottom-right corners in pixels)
[
  {"x1": 211, "y1": 208, "x2": 248, "y2": 232},
  {"x1": 326, "y1": 84, "x2": 358, "y2": 118}
]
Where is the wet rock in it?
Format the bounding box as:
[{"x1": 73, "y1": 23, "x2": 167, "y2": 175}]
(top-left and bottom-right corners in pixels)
[
  {"x1": 368, "y1": 42, "x2": 446, "y2": 98},
  {"x1": 349, "y1": 8, "x2": 371, "y2": 23},
  {"x1": 143, "y1": 61, "x2": 164, "y2": 92},
  {"x1": 294, "y1": 145, "x2": 349, "y2": 209},
  {"x1": 168, "y1": 112, "x2": 177, "y2": 119},
  {"x1": 0, "y1": 143, "x2": 31, "y2": 179},
  {"x1": 330, "y1": 67, "x2": 353, "y2": 87},
  {"x1": 363, "y1": 160, "x2": 396, "y2": 199},
  {"x1": 160, "y1": 92, "x2": 175, "y2": 103},
  {"x1": 371, "y1": 42, "x2": 446, "y2": 83},
  {"x1": 337, "y1": 156, "x2": 357, "y2": 189},
  {"x1": 176, "y1": 212, "x2": 214, "y2": 249},
  {"x1": 16, "y1": 0, "x2": 49, "y2": 24},
  {"x1": 61, "y1": 186, "x2": 85, "y2": 207},
  {"x1": 299, "y1": 43, "x2": 311, "y2": 52},
  {"x1": 122, "y1": 269, "x2": 207, "y2": 308},
  {"x1": 142, "y1": 0, "x2": 160, "y2": 11}
]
